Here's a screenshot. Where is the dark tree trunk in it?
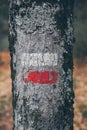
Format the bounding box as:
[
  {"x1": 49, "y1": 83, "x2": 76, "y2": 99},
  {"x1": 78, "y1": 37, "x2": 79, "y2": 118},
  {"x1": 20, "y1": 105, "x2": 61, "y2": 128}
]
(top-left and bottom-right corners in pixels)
[{"x1": 9, "y1": 0, "x2": 74, "y2": 130}]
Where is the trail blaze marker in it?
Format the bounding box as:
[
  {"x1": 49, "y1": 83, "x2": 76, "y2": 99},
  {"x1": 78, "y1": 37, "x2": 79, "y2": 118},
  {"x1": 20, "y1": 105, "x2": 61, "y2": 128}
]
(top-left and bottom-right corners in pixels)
[
  {"x1": 9, "y1": 1, "x2": 74, "y2": 130},
  {"x1": 21, "y1": 53, "x2": 58, "y2": 67},
  {"x1": 24, "y1": 71, "x2": 57, "y2": 84},
  {"x1": 22, "y1": 53, "x2": 58, "y2": 84}
]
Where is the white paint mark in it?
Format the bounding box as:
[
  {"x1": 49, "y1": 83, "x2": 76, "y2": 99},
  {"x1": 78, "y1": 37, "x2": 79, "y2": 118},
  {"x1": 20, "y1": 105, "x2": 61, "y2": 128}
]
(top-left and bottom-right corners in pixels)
[{"x1": 21, "y1": 53, "x2": 58, "y2": 67}]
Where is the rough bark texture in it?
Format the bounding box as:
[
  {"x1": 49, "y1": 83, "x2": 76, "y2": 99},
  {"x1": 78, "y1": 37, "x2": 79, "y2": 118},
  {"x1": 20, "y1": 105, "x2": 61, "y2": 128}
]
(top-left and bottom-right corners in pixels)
[{"x1": 9, "y1": 0, "x2": 74, "y2": 130}]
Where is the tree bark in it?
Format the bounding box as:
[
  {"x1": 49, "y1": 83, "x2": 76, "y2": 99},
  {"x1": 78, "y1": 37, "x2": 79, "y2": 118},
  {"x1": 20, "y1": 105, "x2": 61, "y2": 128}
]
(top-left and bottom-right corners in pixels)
[{"x1": 9, "y1": 0, "x2": 74, "y2": 130}]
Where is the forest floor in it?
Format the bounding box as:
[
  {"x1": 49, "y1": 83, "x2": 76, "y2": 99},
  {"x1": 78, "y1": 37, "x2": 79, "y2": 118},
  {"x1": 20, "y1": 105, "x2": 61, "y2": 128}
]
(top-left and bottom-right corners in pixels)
[{"x1": 0, "y1": 52, "x2": 87, "y2": 130}]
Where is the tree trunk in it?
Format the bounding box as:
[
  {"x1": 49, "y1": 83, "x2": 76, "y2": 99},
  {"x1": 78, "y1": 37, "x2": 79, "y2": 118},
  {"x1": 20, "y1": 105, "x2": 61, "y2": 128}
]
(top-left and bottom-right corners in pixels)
[{"x1": 9, "y1": 0, "x2": 74, "y2": 130}]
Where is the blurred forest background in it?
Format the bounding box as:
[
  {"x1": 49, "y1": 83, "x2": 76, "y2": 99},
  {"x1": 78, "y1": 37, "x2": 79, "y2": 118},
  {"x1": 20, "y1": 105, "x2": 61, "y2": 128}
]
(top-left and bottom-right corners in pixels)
[{"x1": 0, "y1": 0, "x2": 87, "y2": 130}]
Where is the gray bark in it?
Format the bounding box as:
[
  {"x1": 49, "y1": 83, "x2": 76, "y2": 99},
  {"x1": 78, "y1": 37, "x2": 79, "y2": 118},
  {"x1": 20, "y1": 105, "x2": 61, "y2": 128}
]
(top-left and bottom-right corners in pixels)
[{"x1": 9, "y1": 0, "x2": 74, "y2": 130}]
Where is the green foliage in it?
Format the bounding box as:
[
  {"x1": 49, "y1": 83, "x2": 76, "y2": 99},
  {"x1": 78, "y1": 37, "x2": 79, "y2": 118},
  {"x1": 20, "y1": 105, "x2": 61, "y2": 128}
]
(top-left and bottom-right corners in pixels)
[
  {"x1": 73, "y1": 1, "x2": 87, "y2": 59},
  {"x1": 79, "y1": 105, "x2": 87, "y2": 118},
  {"x1": 0, "y1": 0, "x2": 9, "y2": 51},
  {"x1": 0, "y1": 96, "x2": 8, "y2": 115},
  {"x1": 82, "y1": 110, "x2": 87, "y2": 118},
  {"x1": 0, "y1": 37, "x2": 9, "y2": 51},
  {"x1": 0, "y1": 100, "x2": 5, "y2": 114},
  {"x1": 0, "y1": 95, "x2": 11, "y2": 116},
  {"x1": 0, "y1": 0, "x2": 8, "y2": 36}
]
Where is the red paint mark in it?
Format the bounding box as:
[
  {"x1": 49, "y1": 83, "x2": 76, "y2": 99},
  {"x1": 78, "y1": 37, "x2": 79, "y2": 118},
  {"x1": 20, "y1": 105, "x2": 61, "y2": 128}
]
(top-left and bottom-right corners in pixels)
[{"x1": 24, "y1": 71, "x2": 57, "y2": 84}]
